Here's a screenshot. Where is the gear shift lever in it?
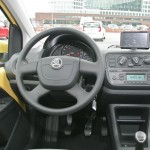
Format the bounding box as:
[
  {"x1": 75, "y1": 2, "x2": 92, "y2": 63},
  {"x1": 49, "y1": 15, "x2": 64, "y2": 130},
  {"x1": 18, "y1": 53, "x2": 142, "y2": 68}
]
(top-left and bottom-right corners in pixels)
[{"x1": 135, "y1": 131, "x2": 147, "y2": 150}]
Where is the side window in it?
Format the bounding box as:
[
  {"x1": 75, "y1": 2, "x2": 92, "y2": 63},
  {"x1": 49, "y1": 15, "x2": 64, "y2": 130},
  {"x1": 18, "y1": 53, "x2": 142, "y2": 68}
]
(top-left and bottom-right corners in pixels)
[{"x1": 0, "y1": 9, "x2": 9, "y2": 62}]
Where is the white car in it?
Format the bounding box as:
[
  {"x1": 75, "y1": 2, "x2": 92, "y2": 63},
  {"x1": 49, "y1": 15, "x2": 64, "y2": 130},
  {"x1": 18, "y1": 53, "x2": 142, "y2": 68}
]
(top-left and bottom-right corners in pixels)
[
  {"x1": 124, "y1": 25, "x2": 134, "y2": 31},
  {"x1": 108, "y1": 24, "x2": 119, "y2": 29},
  {"x1": 83, "y1": 21, "x2": 106, "y2": 41},
  {"x1": 136, "y1": 25, "x2": 149, "y2": 31}
]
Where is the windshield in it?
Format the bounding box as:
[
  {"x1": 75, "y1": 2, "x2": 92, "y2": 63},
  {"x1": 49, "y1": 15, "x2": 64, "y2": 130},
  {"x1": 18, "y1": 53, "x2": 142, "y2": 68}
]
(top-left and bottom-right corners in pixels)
[
  {"x1": 84, "y1": 22, "x2": 100, "y2": 28},
  {"x1": 21, "y1": 0, "x2": 150, "y2": 47}
]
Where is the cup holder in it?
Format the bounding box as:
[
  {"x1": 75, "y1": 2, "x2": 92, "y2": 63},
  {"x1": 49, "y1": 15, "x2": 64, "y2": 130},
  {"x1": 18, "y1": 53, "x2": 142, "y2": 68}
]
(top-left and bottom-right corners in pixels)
[{"x1": 115, "y1": 107, "x2": 149, "y2": 147}]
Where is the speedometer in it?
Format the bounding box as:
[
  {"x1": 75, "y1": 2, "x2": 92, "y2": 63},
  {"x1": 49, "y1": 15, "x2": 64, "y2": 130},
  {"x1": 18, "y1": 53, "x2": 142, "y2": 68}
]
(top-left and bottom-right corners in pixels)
[
  {"x1": 61, "y1": 44, "x2": 83, "y2": 58},
  {"x1": 50, "y1": 41, "x2": 95, "y2": 62}
]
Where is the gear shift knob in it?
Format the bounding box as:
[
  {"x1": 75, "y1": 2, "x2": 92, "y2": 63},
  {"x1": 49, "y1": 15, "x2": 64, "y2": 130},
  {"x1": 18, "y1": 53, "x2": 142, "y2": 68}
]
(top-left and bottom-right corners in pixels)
[{"x1": 135, "y1": 131, "x2": 146, "y2": 150}]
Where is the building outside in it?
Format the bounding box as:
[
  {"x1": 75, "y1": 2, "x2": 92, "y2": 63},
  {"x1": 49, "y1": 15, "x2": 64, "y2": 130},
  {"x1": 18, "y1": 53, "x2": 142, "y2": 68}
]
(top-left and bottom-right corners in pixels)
[
  {"x1": 35, "y1": 0, "x2": 150, "y2": 27},
  {"x1": 142, "y1": 0, "x2": 150, "y2": 13},
  {"x1": 85, "y1": 0, "x2": 142, "y2": 12},
  {"x1": 49, "y1": 0, "x2": 84, "y2": 10}
]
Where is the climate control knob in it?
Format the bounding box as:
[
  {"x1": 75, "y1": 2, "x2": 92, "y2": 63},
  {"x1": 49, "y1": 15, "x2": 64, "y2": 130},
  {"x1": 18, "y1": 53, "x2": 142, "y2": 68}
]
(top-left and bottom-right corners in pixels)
[
  {"x1": 118, "y1": 56, "x2": 127, "y2": 65},
  {"x1": 132, "y1": 57, "x2": 140, "y2": 64},
  {"x1": 143, "y1": 56, "x2": 150, "y2": 65}
]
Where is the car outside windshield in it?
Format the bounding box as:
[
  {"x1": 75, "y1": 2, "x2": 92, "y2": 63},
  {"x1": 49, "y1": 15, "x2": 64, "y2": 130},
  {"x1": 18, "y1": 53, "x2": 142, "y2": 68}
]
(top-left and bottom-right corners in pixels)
[
  {"x1": 21, "y1": 0, "x2": 150, "y2": 47},
  {"x1": 84, "y1": 22, "x2": 100, "y2": 28}
]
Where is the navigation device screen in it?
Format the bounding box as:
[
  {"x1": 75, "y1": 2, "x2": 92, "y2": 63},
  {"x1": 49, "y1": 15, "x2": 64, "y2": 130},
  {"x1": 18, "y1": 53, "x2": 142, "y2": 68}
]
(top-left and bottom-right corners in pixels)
[{"x1": 120, "y1": 32, "x2": 149, "y2": 49}]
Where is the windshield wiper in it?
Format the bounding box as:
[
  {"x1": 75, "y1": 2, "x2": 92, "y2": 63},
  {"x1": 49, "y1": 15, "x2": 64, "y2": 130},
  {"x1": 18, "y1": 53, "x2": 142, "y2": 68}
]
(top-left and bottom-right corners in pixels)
[{"x1": 107, "y1": 45, "x2": 120, "y2": 49}]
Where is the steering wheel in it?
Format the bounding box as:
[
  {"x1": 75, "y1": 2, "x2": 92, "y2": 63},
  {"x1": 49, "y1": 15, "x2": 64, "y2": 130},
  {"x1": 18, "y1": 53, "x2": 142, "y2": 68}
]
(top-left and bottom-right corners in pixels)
[{"x1": 16, "y1": 27, "x2": 104, "y2": 115}]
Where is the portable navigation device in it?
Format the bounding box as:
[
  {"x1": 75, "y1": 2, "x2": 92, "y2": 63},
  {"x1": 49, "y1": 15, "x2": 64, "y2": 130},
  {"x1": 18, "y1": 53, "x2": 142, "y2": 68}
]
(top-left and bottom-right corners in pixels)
[{"x1": 120, "y1": 31, "x2": 149, "y2": 49}]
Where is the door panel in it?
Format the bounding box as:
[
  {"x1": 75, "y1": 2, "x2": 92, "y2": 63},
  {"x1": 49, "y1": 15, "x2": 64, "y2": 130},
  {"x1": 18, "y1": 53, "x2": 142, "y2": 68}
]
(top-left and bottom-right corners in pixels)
[{"x1": 0, "y1": 90, "x2": 19, "y2": 148}]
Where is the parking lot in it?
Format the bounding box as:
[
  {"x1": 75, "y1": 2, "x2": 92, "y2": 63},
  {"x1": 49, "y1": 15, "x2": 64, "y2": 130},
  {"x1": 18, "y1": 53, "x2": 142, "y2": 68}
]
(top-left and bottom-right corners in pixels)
[
  {"x1": 96, "y1": 32, "x2": 120, "y2": 48},
  {"x1": 35, "y1": 25, "x2": 121, "y2": 48},
  {"x1": 0, "y1": 32, "x2": 121, "y2": 50}
]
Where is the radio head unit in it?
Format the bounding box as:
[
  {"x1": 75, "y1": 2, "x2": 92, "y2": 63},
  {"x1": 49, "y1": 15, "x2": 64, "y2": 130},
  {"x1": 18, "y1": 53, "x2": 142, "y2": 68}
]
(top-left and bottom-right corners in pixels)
[
  {"x1": 106, "y1": 53, "x2": 150, "y2": 87},
  {"x1": 120, "y1": 31, "x2": 149, "y2": 49}
]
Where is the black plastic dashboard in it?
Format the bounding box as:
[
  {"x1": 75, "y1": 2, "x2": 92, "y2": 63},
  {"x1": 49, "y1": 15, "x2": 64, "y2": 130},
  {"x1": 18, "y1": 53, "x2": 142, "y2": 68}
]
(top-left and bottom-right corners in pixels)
[
  {"x1": 102, "y1": 48, "x2": 150, "y2": 99},
  {"x1": 100, "y1": 49, "x2": 150, "y2": 107},
  {"x1": 43, "y1": 34, "x2": 150, "y2": 92},
  {"x1": 5, "y1": 33, "x2": 150, "y2": 98},
  {"x1": 105, "y1": 52, "x2": 150, "y2": 89}
]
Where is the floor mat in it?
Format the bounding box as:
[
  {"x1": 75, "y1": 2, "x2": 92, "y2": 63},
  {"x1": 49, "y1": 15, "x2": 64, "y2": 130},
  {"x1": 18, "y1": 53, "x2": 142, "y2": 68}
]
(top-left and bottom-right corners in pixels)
[{"x1": 57, "y1": 135, "x2": 107, "y2": 150}]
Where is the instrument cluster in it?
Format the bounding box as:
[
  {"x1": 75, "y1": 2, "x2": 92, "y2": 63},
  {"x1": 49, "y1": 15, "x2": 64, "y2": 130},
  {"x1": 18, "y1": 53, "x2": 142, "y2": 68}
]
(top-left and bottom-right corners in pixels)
[{"x1": 50, "y1": 41, "x2": 95, "y2": 62}]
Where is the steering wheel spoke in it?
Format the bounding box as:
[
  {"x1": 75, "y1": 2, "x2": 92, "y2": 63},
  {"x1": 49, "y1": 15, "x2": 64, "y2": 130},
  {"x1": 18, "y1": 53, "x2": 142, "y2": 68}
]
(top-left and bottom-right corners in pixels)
[
  {"x1": 66, "y1": 84, "x2": 88, "y2": 103},
  {"x1": 80, "y1": 59, "x2": 98, "y2": 76},
  {"x1": 28, "y1": 84, "x2": 49, "y2": 101},
  {"x1": 20, "y1": 61, "x2": 38, "y2": 75}
]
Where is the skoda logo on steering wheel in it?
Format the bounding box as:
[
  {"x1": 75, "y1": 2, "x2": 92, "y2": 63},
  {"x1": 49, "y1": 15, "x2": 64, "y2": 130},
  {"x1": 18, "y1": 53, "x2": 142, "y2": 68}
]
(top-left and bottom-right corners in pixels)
[{"x1": 51, "y1": 58, "x2": 63, "y2": 69}]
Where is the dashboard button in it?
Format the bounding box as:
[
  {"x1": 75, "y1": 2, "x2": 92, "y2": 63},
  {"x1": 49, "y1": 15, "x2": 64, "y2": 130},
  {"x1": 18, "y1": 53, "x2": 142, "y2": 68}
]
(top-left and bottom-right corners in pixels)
[
  {"x1": 112, "y1": 75, "x2": 117, "y2": 80},
  {"x1": 119, "y1": 77, "x2": 124, "y2": 81},
  {"x1": 128, "y1": 63, "x2": 134, "y2": 67},
  {"x1": 109, "y1": 63, "x2": 116, "y2": 67},
  {"x1": 109, "y1": 70, "x2": 117, "y2": 72},
  {"x1": 144, "y1": 57, "x2": 150, "y2": 65},
  {"x1": 119, "y1": 74, "x2": 124, "y2": 77},
  {"x1": 109, "y1": 57, "x2": 115, "y2": 59},
  {"x1": 109, "y1": 58, "x2": 116, "y2": 63},
  {"x1": 119, "y1": 74, "x2": 124, "y2": 80}
]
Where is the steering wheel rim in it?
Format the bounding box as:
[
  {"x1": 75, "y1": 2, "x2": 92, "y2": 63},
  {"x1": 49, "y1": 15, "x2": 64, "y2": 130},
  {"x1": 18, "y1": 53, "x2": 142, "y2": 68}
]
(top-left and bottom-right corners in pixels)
[{"x1": 16, "y1": 27, "x2": 105, "y2": 115}]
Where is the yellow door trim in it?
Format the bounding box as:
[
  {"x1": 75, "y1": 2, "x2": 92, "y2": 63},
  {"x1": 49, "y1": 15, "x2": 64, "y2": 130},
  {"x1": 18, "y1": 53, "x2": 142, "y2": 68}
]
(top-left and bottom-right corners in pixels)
[
  {"x1": 0, "y1": 0, "x2": 17, "y2": 25},
  {"x1": 0, "y1": 67, "x2": 26, "y2": 111},
  {"x1": 0, "y1": 2, "x2": 25, "y2": 111},
  {"x1": 0, "y1": 40, "x2": 8, "y2": 53}
]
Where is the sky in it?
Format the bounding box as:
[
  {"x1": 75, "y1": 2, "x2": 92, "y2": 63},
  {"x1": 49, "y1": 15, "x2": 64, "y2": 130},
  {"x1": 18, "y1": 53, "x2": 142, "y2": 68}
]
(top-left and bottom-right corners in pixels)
[
  {"x1": 21, "y1": 0, "x2": 78, "y2": 18},
  {"x1": 21, "y1": 0, "x2": 150, "y2": 18},
  {"x1": 21, "y1": 0, "x2": 50, "y2": 18}
]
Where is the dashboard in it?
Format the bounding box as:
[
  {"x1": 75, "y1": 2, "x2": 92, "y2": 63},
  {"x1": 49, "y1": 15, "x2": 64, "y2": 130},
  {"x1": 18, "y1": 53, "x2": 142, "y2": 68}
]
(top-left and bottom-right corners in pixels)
[
  {"x1": 4, "y1": 29, "x2": 150, "y2": 115},
  {"x1": 5, "y1": 32, "x2": 150, "y2": 98},
  {"x1": 4, "y1": 30, "x2": 150, "y2": 114},
  {"x1": 40, "y1": 33, "x2": 150, "y2": 93},
  {"x1": 42, "y1": 33, "x2": 150, "y2": 90}
]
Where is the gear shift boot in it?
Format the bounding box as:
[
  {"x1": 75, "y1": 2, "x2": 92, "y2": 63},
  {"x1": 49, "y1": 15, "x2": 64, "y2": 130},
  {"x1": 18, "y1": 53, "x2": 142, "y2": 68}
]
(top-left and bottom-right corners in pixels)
[{"x1": 135, "y1": 131, "x2": 146, "y2": 150}]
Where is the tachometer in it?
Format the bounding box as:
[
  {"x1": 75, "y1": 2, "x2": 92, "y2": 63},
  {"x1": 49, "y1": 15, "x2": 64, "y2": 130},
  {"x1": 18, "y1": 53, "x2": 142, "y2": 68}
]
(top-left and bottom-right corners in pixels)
[{"x1": 50, "y1": 41, "x2": 95, "y2": 62}]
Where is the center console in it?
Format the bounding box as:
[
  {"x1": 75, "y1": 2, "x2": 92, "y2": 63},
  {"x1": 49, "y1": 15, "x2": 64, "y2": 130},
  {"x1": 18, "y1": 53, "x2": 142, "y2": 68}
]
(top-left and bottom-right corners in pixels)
[
  {"x1": 106, "y1": 53, "x2": 150, "y2": 87},
  {"x1": 105, "y1": 32, "x2": 150, "y2": 150},
  {"x1": 105, "y1": 53, "x2": 150, "y2": 150},
  {"x1": 108, "y1": 104, "x2": 150, "y2": 150}
]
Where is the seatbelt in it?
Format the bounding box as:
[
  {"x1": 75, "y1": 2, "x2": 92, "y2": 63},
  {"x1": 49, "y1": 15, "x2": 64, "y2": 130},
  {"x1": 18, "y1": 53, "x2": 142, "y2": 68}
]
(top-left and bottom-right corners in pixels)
[{"x1": 0, "y1": 67, "x2": 26, "y2": 111}]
